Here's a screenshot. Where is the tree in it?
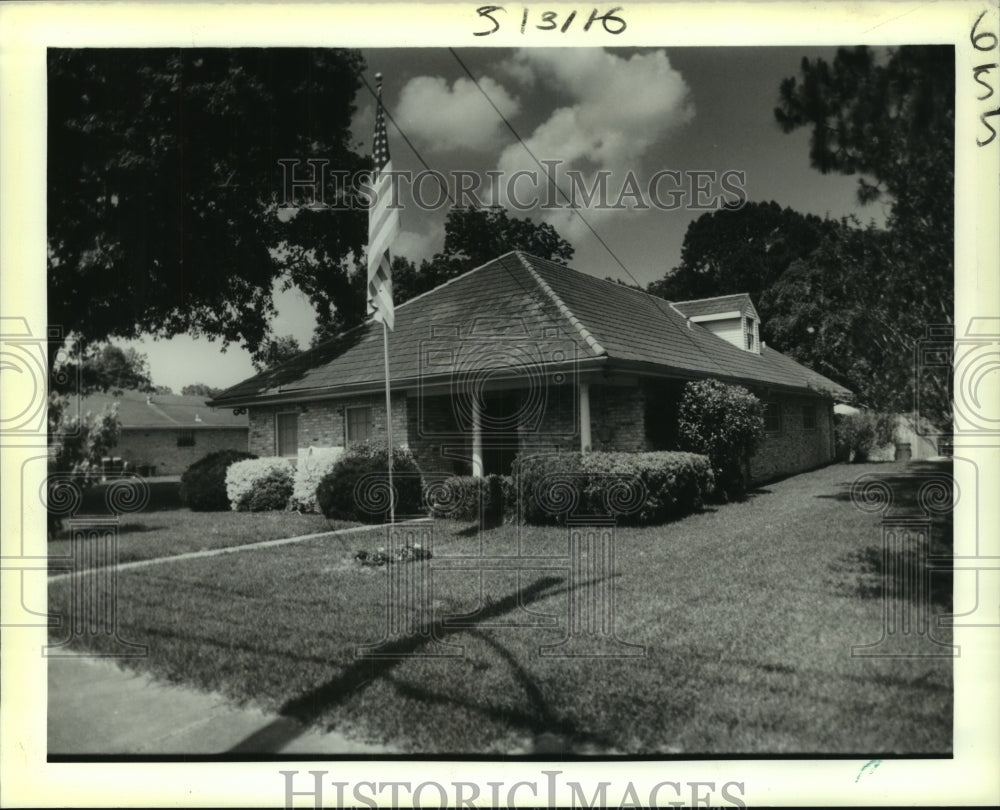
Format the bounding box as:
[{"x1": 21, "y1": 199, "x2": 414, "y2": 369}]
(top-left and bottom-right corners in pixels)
[
  {"x1": 182, "y1": 383, "x2": 224, "y2": 398},
  {"x1": 48, "y1": 48, "x2": 368, "y2": 369},
  {"x1": 393, "y1": 206, "x2": 574, "y2": 305},
  {"x1": 63, "y1": 344, "x2": 153, "y2": 394},
  {"x1": 774, "y1": 45, "x2": 954, "y2": 427},
  {"x1": 252, "y1": 334, "x2": 302, "y2": 372},
  {"x1": 647, "y1": 201, "x2": 838, "y2": 332}
]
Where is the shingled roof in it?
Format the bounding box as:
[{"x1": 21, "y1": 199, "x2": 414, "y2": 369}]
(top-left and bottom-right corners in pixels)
[
  {"x1": 210, "y1": 252, "x2": 851, "y2": 407},
  {"x1": 80, "y1": 390, "x2": 248, "y2": 429}
]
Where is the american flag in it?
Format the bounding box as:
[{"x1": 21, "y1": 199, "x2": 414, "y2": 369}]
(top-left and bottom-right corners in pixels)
[{"x1": 367, "y1": 75, "x2": 399, "y2": 331}]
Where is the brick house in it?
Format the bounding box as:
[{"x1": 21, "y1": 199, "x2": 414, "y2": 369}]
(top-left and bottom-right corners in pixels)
[
  {"x1": 80, "y1": 390, "x2": 248, "y2": 475},
  {"x1": 210, "y1": 252, "x2": 851, "y2": 485}
]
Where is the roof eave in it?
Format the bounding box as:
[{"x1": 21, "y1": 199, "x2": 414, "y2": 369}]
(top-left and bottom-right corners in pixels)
[{"x1": 208, "y1": 356, "x2": 610, "y2": 409}]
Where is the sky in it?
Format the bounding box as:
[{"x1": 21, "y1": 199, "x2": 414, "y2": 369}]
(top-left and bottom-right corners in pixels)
[{"x1": 123, "y1": 46, "x2": 884, "y2": 394}]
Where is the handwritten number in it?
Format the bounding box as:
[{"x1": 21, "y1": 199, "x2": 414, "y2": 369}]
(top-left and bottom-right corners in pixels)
[
  {"x1": 561, "y1": 10, "x2": 577, "y2": 32},
  {"x1": 973, "y1": 63, "x2": 998, "y2": 100},
  {"x1": 474, "y1": 5, "x2": 505, "y2": 36},
  {"x1": 979, "y1": 107, "x2": 1000, "y2": 146},
  {"x1": 972, "y1": 9, "x2": 998, "y2": 51},
  {"x1": 584, "y1": 6, "x2": 627, "y2": 34},
  {"x1": 537, "y1": 10, "x2": 558, "y2": 30}
]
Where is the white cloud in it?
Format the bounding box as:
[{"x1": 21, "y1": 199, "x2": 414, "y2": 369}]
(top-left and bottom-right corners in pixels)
[
  {"x1": 494, "y1": 48, "x2": 694, "y2": 229},
  {"x1": 395, "y1": 75, "x2": 520, "y2": 153},
  {"x1": 394, "y1": 227, "x2": 439, "y2": 263}
]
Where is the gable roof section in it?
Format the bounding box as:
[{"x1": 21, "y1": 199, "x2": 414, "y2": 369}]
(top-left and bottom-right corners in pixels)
[
  {"x1": 78, "y1": 391, "x2": 248, "y2": 429},
  {"x1": 672, "y1": 293, "x2": 758, "y2": 321},
  {"x1": 210, "y1": 251, "x2": 851, "y2": 406}
]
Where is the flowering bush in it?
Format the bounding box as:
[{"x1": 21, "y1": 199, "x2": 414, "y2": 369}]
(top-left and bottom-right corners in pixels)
[
  {"x1": 180, "y1": 448, "x2": 257, "y2": 511},
  {"x1": 225, "y1": 456, "x2": 295, "y2": 511},
  {"x1": 290, "y1": 446, "x2": 345, "y2": 513},
  {"x1": 677, "y1": 379, "x2": 764, "y2": 499}
]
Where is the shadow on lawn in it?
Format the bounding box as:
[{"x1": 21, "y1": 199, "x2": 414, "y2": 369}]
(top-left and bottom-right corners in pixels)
[
  {"x1": 821, "y1": 461, "x2": 954, "y2": 610},
  {"x1": 227, "y1": 573, "x2": 612, "y2": 754}
]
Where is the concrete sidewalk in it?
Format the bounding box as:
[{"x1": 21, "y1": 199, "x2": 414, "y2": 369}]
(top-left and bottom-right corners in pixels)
[{"x1": 48, "y1": 651, "x2": 398, "y2": 755}]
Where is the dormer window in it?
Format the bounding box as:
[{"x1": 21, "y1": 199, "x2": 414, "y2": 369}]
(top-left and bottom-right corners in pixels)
[
  {"x1": 744, "y1": 317, "x2": 757, "y2": 352},
  {"x1": 673, "y1": 293, "x2": 762, "y2": 354}
]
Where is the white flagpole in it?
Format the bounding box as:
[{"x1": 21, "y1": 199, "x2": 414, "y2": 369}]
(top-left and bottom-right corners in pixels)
[{"x1": 382, "y1": 317, "x2": 395, "y2": 524}]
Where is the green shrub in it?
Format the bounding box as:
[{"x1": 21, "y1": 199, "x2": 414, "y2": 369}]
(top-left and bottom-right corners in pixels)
[
  {"x1": 427, "y1": 474, "x2": 513, "y2": 523},
  {"x1": 225, "y1": 457, "x2": 295, "y2": 511},
  {"x1": 834, "y1": 410, "x2": 897, "y2": 462},
  {"x1": 315, "y1": 442, "x2": 423, "y2": 523},
  {"x1": 515, "y1": 451, "x2": 714, "y2": 526},
  {"x1": 179, "y1": 449, "x2": 257, "y2": 511},
  {"x1": 677, "y1": 379, "x2": 764, "y2": 499},
  {"x1": 290, "y1": 446, "x2": 345, "y2": 512}
]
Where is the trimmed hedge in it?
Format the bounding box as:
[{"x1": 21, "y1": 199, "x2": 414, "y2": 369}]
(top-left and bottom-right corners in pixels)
[
  {"x1": 290, "y1": 446, "x2": 345, "y2": 513},
  {"x1": 427, "y1": 474, "x2": 515, "y2": 523},
  {"x1": 225, "y1": 457, "x2": 295, "y2": 511},
  {"x1": 316, "y1": 443, "x2": 423, "y2": 523},
  {"x1": 179, "y1": 449, "x2": 258, "y2": 511},
  {"x1": 516, "y1": 451, "x2": 714, "y2": 526}
]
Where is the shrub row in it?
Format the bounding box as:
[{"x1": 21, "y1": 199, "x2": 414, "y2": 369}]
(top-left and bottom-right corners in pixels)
[{"x1": 515, "y1": 450, "x2": 714, "y2": 525}]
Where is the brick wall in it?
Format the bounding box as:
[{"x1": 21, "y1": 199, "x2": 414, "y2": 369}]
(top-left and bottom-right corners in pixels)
[
  {"x1": 249, "y1": 393, "x2": 408, "y2": 458},
  {"x1": 590, "y1": 382, "x2": 649, "y2": 452},
  {"x1": 114, "y1": 428, "x2": 248, "y2": 475},
  {"x1": 407, "y1": 392, "x2": 469, "y2": 474},
  {"x1": 749, "y1": 393, "x2": 834, "y2": 484}
]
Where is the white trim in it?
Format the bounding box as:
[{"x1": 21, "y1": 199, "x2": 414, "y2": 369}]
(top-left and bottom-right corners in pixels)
[
  {"x1": 688, "y1": 310, "x2": 743, "y2": 323},
  {"x1": 579, "y1": 382, "x2": 592, "y2": 452}
]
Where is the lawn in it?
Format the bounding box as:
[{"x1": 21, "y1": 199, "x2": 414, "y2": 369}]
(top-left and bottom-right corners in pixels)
[
  {"x1": 47, "y1": 508, "x2": 360, "y2": 572},
  {"x1": 48, "y1": 460, "x2": 954, "y2": 755}
]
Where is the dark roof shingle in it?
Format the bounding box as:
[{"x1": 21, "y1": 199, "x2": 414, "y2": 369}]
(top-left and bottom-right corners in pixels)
[{"x1": 211, "y1": 252, "x2": 851, "y2": 405}]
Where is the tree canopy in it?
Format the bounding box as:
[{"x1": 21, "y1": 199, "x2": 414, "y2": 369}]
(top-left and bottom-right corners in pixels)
[
  {"x1": 252, "y1": 334, "x2": 303, "y2": 372},
  {"x1": 648, "y1": 46, "x2": 954, "y2": 428},
  {"x1": 647, "y1": 201, "x2": 838, "y2": 332},
  {"x1": 48, "y1": 48, "x2": 368, "y2": 367}
]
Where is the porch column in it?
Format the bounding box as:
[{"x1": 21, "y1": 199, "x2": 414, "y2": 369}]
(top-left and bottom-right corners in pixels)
[
  {"x1": 472, "y1": 395, "x2": 483, "y2": 477},
  {"x1": 579, "y1": 382, "x2": 591, "y2": 452}
]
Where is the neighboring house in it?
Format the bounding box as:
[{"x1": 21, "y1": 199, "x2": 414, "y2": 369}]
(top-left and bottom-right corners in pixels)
[
  {"x1": 210, "y1": 251, "x2": 852, "y2": 485},
  {"x1": 79, "y1": 390, "x2": 249, "y2": 475}
]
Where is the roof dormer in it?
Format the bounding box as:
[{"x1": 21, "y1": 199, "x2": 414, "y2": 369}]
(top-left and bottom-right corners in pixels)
[{"x1": 672, "y1": 293, "x2": 761, "y2": 354}]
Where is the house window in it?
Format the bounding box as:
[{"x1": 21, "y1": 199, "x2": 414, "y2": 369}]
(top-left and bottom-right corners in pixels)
[
  {"x1": 276, "y1": 412, "x2": 298, "y2": 457},
  {"x1": 803, "y1": 403, "x2": 817, "y2": 431},
  {"x1": 744, "y1": 317, "x2": 757, "y2": 352},
  {"x1": 177, "y1": 429, "x2": 195, "y2": 447},
  {"x1": 764, "y1": 401, "x2": 782, "y2": 433},
  {"x1": 346, "y1": 406, "x2": 372, "y2": 444}
]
